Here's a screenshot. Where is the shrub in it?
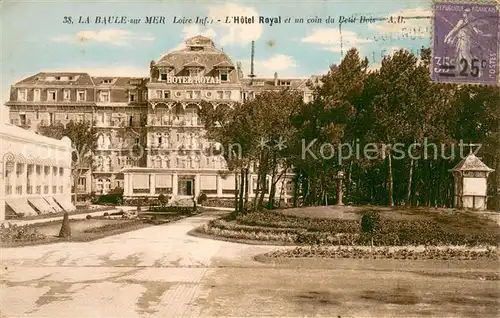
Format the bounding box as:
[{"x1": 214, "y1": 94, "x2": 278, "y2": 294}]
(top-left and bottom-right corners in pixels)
[
  {"x1": 158, "y1": 193, "x2": 168, "y2": 207},
  {"x1": 361, "y1": 211, "x2": 381, "y2": 234},
  {"x1": 86, "y1": 214, "x2": 92, "y2": 220},
  {"x1": 0, "y1": 223, "x2": 46, "y2": 243},
  {"x1": 197, "y1": 192, "x2": 208, "y2": 204},
  {"x1": 103, "y1": 212, "x2": 109, "y2": 217}
]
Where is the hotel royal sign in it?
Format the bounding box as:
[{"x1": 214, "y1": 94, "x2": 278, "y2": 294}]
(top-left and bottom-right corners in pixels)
[{"x1": 166, "y1": 76, "x2": 221, "y2": 84}]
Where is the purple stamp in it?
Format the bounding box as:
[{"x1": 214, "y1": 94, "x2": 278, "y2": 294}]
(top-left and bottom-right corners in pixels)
[{"x1": 432, "y1": 1, "x2": 499, "y2": 85}]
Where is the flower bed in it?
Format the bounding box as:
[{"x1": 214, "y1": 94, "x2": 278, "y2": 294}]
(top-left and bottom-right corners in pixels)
[
  {"x1": 0, "y1": 223, "x2": 46, "y2": 244},
  {"x1": 265, "y1": 246, "x2": 499, "y2": 261},
  {"x1": 200, "y1": 210, "x2": 500, "y2": 247}
]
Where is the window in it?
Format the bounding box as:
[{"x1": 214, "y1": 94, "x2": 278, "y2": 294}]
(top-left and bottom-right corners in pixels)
[
  {"x1": 186, "y1": 91, "x2": 193, "y2": 99},
  {"x1": 55, "y1": 76, "x2": 61, "y2": 80},
  {"x1": 17, "y1": 89, "x2": 27, "y2": 101},
  {"x1": 194, "y1": 91, "x2": 201, "y2": 99},
  {"x1": 33, "y1": 89, "x2": 41, "y2": 102},
  {"x1": 143, "y1": 91, "x2": 148, "y2": 100},
  {"x1": 48, "y1": 90, "x2": 57, "y2": 101},
  {"x1": 189, "y1": 69, "x2": 200, "y2": 77},
  {"x1": 20, "y1": 114, "x2": 26, "y2": 125},
  {"x1": 49, "y1": 113, "x2": 54, "y2": 125},
  {"x1": 216, "y1": 91, "x2": 223, "y2": 99},
  {"x1": 129, "y1": 116, "x2": 133, "y2": 127},
  {"x1": 224, "y1": 91, "x2": 232, "y2": 99},
  {"x1": 63, "y1": 89, "x2": 71, "y2": 101},
  {"x1": 129, "y1": 93, "x2": 136, "y2": 102},
  {"x1": 160, "y1": 73, "x2": 168, "y2": 81},
  {"x1": 175, "y1": 91, "x2": 182, "y2": 97},
  {"x1": 135, "y1": 138, "x2": 140, "y2": 145},
  {"x1": 103, "y1": 79, "x2": 112, "y2": 84},
  {"x1": 163, "y1": 91, "x2": 170, "y2": 99},
  {"x1": 156, "y1": 90, "x2": 162, "y2": 99},
  {"x1": 220, "y1": 70, "x2": 229, "y2": 82},
  {"x1": 77, "y1": 90, "x2": 86, "y2": 101},
  {"x1": 99, "y1": 91, "x2": 109, "y2": 102}
]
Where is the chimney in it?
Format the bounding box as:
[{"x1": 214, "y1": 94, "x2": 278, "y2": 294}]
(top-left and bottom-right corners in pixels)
[{"x1": 274, "y1": 72, "x2": 278, "y2": 86}]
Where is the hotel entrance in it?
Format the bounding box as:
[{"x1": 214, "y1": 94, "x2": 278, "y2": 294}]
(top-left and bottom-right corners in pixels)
[{"x1": 178, "y1": 175, "x2": 195, "y2": 196}]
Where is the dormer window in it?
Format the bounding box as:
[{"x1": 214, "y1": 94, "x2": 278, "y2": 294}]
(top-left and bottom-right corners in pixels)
[
  {"x1": 189, "y1": 69, "x2": 200, "y2": 78},
  {"x1": 160, "y1": 72, "x2": 168, "y2": 81},
  {"x1": 55, "y1": 76, "x2": 61, "y2": 80},
  {"x1": 47, "y1": 90, "x2": 57, "y2": 101},
  {"x1": 103, "y1": 79, "x2": 112, "y2": 84},
  {"x1": 220, "y1": 70, "x2": 229, "y2": 82},
  {"x1": 77, "y1": 90, "x2": 86, "y2": 101},
  {"x1": 99, "y1": 91, "x2": 110, "y2": 102},
  {"x1": 129, "y1": 93, "x2": 136, "y2": 102},
  {"x1": 63, "y1": 89, "x2": 71, "y2": 101},
  {"x1": 17, "y1": 89, "x2": 27, "y2": 101},
  {"x1": 34, "y1": 89, "x2": 41, "y2": 102}
]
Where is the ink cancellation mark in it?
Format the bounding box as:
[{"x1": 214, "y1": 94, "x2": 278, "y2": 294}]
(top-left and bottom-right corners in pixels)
[{"x1": 431, "y1": 1, "x2": 499, "y2": 85}]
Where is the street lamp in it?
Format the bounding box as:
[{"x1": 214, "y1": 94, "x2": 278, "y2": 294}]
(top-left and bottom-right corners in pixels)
[{"x1": 336, "y1": 171, "x2": 344, "y2": 206}]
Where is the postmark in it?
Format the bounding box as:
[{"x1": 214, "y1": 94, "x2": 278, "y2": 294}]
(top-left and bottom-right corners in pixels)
[{"x1": 431, "y1": 0, "x2": 499, "y2": 85}]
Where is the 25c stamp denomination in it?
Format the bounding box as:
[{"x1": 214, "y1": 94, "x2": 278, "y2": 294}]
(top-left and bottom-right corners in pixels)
[{"x1": 431, "y1": 1, "x2": 499, "y2": 85}]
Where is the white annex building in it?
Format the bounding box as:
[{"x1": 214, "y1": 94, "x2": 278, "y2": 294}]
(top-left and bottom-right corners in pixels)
[{"x1": 0, "y1": 105, "x2": 75, "y2": 221}]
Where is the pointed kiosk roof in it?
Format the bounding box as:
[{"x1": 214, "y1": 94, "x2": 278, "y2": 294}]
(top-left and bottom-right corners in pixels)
[{"x1": 450, "y1": 153, "x2": 494, "y2": 172}]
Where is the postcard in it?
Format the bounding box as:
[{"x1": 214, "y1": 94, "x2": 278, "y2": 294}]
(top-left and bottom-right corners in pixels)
[{"x1": 1, "y1": 0, "x2": 499, "y2": 317}]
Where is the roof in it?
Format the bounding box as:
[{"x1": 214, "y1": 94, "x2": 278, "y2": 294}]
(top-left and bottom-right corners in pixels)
[
  {"x1": 183, "y1": 60, "x2": 206, "y2": 68},
  {"x1": 93, "y1": 77, "x2": 148, "y2": 87},
  {"x1": 15, "y1": 72, "x2": 94, "y2": 86},
  {"x1": 450, "y1": 153, "x2": 495, "y2": 172},
  {"x1": 240, "y1": 77, "x2": 308, "y2": 90},
  {"x1": 153, "y1": 36, "x2": 234, "y2": 75},
  {"x1": 213, "y1": 60, "x2": 235, "y2": 68}
]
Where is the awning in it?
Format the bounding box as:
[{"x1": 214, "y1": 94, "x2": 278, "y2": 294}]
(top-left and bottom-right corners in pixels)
[
  {"x1": 28, "y1": 197, "x2": 55, "y2": 214},
  {"x1": 155, "y1": 174, "x2": 172, "y2": 188},
  {"x1": 5, "y1": 199, "x2": 38, "y2": 217},
  {"x1": 133, "y1": 174, "x2": 150, "y2": 189},
  {"x1": 54, "y1": 195, "x2": 76, "y2": 212},
  {"x1": 45, "y1": 197, "x2": 63, "y2": 212}
]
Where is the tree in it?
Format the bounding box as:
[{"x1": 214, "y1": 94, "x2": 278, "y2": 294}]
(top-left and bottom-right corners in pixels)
[
  {"x1": 58, "y1": 212, "x2": 71, "y2": 238},
  {"x1": 38, "y1": 120, "x2": 97, "y2": 204},
  {"x1": 199, "y1": 89, "x2": 303, "y2": 213}
]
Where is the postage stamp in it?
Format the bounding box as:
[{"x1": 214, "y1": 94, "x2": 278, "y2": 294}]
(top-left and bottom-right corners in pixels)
[{"x1": 431, "y1": 1, "x2": 499, "y2": 85}]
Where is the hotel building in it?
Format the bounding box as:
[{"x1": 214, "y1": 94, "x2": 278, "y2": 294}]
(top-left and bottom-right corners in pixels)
[
  {"x1": 5, "y1": 35, "x2": 314, "y2": 202},
  {"x1": 0, "y1": 107, "x2": 75, "y2": 221}
]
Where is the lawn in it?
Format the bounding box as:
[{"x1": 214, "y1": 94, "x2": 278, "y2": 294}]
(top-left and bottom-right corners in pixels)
[
  {"x1": 192, "y1": 206, "x2": 500, "y2": 249},
  {"x1": 0, "y1": 214, "x2": 187, "y2": 248}
]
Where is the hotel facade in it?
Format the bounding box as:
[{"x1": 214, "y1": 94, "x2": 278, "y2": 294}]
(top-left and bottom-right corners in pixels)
[{"x1": 6, "y1": 35, "x2": 314, "y2": 201}]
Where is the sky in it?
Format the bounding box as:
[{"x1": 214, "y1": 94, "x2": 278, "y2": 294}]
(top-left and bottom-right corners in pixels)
[{"x1": 1, "y1": 0, "x2": 434, "y2": 115}]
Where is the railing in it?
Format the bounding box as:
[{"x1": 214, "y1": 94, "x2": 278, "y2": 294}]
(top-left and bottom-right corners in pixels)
[{"x1": 133, "y1": 189, "x2": 150, "y2": 194}]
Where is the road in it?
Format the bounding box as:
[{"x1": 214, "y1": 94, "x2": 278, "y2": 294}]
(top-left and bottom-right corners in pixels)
[{"x1": 1, "y1": 211, "x2": 498, "y2": 317}]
